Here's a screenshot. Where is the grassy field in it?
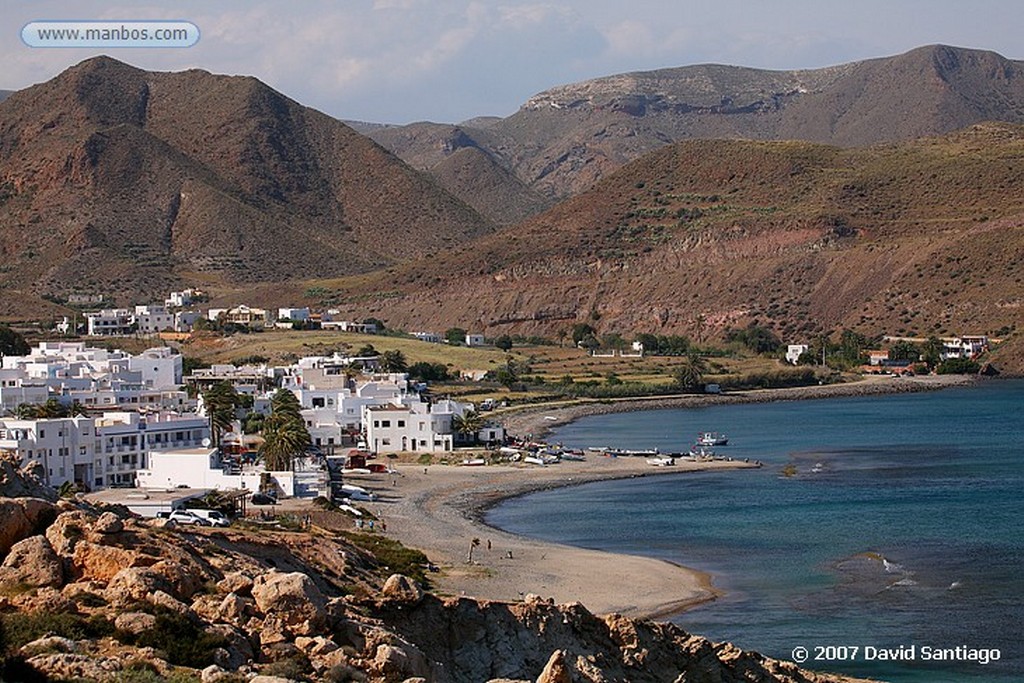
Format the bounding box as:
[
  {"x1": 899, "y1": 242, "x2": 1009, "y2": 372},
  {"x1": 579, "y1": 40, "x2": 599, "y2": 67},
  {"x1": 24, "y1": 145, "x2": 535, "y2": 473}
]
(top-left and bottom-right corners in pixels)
[{"x1": 177, "y1": 329, "x2": 517, "y2": 370}]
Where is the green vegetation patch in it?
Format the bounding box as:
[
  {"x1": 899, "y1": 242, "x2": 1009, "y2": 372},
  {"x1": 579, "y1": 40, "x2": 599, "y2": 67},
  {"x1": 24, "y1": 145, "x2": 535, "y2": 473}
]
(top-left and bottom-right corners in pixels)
[{"x1": 341, "y1": 532, "x2": 430, "y2": 586}]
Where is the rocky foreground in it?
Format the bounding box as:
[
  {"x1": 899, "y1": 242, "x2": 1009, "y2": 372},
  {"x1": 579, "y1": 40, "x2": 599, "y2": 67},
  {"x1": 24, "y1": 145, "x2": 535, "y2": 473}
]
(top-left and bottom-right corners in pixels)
[{"x1": 0, "y1": 452, "x2": 876, "y2": 682}]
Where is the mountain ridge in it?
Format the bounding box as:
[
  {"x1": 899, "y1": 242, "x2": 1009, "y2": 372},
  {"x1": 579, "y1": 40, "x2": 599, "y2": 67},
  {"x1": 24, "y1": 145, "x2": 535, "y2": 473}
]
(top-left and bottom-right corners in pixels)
[
  {"x1": 367, "y1": 44, "x2": 1024, "y2": 209},
  {"x1": 0, "y1": 57, "x2": 492, "y2": 314}
]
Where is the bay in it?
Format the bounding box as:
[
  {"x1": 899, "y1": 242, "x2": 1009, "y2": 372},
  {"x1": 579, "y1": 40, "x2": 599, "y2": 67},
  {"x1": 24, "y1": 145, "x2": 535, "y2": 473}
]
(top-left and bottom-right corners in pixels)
[{"x1": 486, "y1": 380, "x2": 1024, "y2": 682}]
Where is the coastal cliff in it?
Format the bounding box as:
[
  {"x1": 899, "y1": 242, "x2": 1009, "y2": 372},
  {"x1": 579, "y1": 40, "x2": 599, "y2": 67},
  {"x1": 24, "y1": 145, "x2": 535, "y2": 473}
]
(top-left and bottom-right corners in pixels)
[{"x1": 0, "y1": 452, "x2": 875, "y2": 683}]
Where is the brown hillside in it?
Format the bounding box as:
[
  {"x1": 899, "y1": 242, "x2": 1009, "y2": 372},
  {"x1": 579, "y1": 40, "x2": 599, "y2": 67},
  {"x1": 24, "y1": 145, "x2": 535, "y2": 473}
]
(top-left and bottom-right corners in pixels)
[
  {"x1": 430, "y1": 146, "x2": 552, "y2": 225},
  {"x1": 305, "y1": 124, "x2": 1024, "y2": 370},
  {"x1": 0, "y1": 57, "x2": 491, "y2": 314},
  {"x1": 369, "y1": 45, "x2": 1024, "y2": 207}
]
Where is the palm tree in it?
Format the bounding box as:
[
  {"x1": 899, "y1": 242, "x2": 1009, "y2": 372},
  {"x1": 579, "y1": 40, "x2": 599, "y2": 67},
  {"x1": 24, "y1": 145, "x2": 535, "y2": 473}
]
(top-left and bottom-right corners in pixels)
[
  {"x1": 202, "y1": 382, "x2": 238, "y2": 447},
  {"x1": 673, "y1": 353, "x2": 708, "y2": 391},
  {"x1": 269, "y1": 388, "x2": 303, "y2": 420},
  {"x1": 452, "y1": 409, "x2": 485, "y2": 444},
  {"x1": 260, "y1": 388, "x2": 311, "y2": 471},
  {"x1": 259, "y1": 413, "x2": 311, "y2": 471}
]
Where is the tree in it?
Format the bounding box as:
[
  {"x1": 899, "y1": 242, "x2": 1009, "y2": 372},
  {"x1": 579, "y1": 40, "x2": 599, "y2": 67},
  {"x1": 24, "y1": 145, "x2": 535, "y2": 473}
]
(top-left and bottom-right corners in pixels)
[
  {"x1": 571, "y1": 323, "x2": 596, "y2": 346},
  {"x1": 0, "y1": 325, "x2": 30, "y2": 357},
  {"x1": 495, "y1": 361, "x2": 520, "y2": 390},
  {"x1": 672, "y1": 354, "x2": 708, "y2": 391},
  {"x1": 726, "y1": 325, "x2": 781, "y2": 355},
  {"x1": 202, "y1": 382, "x2": 239, "y2": 448},
  {"x1": 888, "y1": 340, "x2": 921, "y2": 362},
  {"x1": 380, "y1": 349, "x2": 408, "y2": 373},
  {"x1": 452, "y1": 409, "x2": 485, "y2": 444},
  {"x1": 355, "y1": 344, "x2": 378, "y2": 357},
  {"x1": 600, "y1": 333, "x2": 627, "y2": 351},
  {"x1": 922, "y1": 336, "x2": 944, "y2": 367},
  {"x1": 259, "y1": 413, "x2": 310, "y2": 471},
  {"x1": 260, "y1": 388, "x2": 311, "y2": 471},
  {"x1": 445, "y1": 327, "x2": 467, "y2": 345},
  {"x1": 408, "y1": 362, "x2": 449, "y2": 382},
  {"x1": 494, "y1": 335, "x2": 513, "y2": 352}
]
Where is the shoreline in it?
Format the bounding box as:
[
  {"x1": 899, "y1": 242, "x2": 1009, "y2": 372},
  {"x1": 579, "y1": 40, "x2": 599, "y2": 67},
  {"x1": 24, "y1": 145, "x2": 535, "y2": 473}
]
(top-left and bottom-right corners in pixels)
[
  {"x1": 497, "y1": 373, "x2": 976, "y2": 439},
  {"x1": 366, "y1": 374, "x2": 974, "y2": 621},
  {"x1": 372, "y1": 457, "x2": 757, "y2": 618}
]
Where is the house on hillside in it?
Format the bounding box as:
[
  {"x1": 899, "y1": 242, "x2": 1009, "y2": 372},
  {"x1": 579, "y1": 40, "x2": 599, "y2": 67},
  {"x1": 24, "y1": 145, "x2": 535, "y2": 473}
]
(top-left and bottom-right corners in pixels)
[
  {"x1": 465, "y1": 333, "x2": 485, "y2": 347},
  {"x1": 785, "y1": 344, "x2": 809, "y2": 365}
]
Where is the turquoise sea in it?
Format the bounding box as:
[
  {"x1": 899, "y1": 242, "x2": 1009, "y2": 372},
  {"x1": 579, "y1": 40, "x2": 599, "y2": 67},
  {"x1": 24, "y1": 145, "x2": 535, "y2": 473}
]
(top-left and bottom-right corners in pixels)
[{"x1": 486, "y1": 380, "x2": 1023, "y2": 682}]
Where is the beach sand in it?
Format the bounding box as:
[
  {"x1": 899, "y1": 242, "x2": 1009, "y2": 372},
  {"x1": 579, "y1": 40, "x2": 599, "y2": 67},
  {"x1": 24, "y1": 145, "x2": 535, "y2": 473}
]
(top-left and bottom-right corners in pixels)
[{"x1": 353, "y1": 457, "x2": 757, "y2": 618}]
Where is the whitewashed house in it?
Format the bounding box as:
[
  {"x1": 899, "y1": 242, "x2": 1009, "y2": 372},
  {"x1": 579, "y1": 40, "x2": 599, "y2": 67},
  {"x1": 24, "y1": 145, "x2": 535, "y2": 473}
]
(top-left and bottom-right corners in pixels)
[{"x1": 786, "y1": 344, "x2": 810, "y2": 364}]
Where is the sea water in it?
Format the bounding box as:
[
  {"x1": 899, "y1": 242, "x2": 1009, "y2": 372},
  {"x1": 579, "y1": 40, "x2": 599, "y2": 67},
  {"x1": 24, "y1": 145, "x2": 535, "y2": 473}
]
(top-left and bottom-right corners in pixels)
[{"x1": 486, "y1": 380, "x2": 1024, "y2": 682}]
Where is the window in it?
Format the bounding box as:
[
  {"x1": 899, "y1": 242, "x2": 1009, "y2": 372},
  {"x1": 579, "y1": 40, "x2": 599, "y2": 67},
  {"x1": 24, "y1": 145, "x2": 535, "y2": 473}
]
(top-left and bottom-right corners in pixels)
[
  {"x1": 312, "y1": 397, "x2": 325, "y2": 408},
  {"x1": 382, "y1": 438, "x2": 391, "y2": 446},
  {"x1": 39, "y1": 429, "x2": 45, "y2": 438},
  {"x1": 373, "y1": 420, "x2": 380, "y2": 428},
  {"x1": 381, "y1": 420, "x2": 391, "y2": 428},
  {"x1": 397, "y1": 420, "x2": 405, "y2": 428}
]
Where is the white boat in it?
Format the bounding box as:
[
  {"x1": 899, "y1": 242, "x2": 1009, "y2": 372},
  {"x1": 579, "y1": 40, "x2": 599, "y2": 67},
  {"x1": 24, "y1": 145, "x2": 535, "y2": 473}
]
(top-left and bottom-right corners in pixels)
[
  {"x1": 689, "y1": 446, "x2": 716, "y2": 459},
  {"x1": 560, "y1": 451, "x2": 586, "y2": 461},
  {"x1": 697, "y1": 432, "x2": 729, "y2": 446},
  {"x1": 461, "y1": 458, "x2": 486, "y2": 466},
  {"x1": 647, "y1": 456, "x2": 675, "y2": 466},
  {"x1": 523, "y1": 455, "x2": 547, "y2": 466}
]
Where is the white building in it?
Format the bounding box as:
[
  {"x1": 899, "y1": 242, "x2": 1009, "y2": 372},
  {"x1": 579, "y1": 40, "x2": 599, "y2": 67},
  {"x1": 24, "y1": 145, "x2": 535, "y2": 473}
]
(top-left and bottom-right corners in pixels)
[
  {"x1": 465, "y1": 333, "x2": 485, "y2": 347},
  {"x1": 363, "y1": 398, "x2": 465, "y2": 453},
  {"x1": 411, "y1": 332, "x2": 442, "y2": 343},
  {"x1": 86, "y1": 309, "x2": 135, "y2": 336},
  {"x1": 135, "y1": 448, "x2": 329, "y2": 498},
  {"x1": 940, "y1": 336, "x2": 989, "y2": 360},
  {"x1": 786, "y1": 344, "x2": 810, "y2": 364},
  {"x1": 134, "y1": 304, "x2": 175, "y2": 334},
  {"x1": 0, "y1": 410, "x2": 208, "y2": 489},
  {"x1": 320, "y1": 320, "x2": 378, "y2": 333},
  {"x1": 2, "y1": 342, "x2": 190, "y2": 413},
  {"x1": 165, "y1": 289, "x2": 197, "y2": 309},
  {"x1": 278, "y1": 307, "x2": 310, "y2": 322}
]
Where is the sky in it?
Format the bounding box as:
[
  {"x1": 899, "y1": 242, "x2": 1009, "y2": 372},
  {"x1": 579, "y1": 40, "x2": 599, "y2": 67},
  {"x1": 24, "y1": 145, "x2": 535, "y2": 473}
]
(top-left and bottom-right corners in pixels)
[{"x1": 4, "y1": 0, "x2": 1024, "y2": 124}]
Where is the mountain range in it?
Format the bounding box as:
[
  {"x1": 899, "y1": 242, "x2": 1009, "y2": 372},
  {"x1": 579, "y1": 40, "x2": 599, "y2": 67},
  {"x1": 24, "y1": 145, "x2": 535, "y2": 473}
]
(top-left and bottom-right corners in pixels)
[
  {"x1": 1, "y1": 47, "x2": 1023, "y2": 369},
  {"x1": 0, "y1": 57, "x2": 490, "y2": 315},
  {"x1": 364, "y1": 45, "x2": 1024, "y2": 214}
]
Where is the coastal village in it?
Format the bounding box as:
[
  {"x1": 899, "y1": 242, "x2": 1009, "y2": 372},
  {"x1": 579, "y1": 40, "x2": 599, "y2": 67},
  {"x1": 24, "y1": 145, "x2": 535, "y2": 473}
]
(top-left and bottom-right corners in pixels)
[{"x1": 1, "y1": 284, "x2": 996, "y2": 502}]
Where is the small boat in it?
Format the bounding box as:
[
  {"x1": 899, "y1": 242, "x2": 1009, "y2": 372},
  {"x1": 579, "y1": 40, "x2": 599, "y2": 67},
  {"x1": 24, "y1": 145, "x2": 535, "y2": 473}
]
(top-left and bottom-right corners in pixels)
[
  {"x1": 605, "y1": 448, "x2": 660, "y2": 458},
  {"x1": 810, "y1": 462, "x2": 825, "y2": 474},
  {"x1": 647, "y1": 456, "x2": 675, "y2": 466},
  {"x1": 559, "y1": 451, "x2": 586, "y2": 462},
  {"x1": 688, "y1": 446, "x2": 716, "y2": 459},
  {"x1": 697, "y1": 432, "x2": 729, "y2": 446},
  {"x1": 523, "y1": 455, "x2": 547, "y2": 466},
  {"x1": 461, "y1": 458, "x2": 486, "y2": 466}
]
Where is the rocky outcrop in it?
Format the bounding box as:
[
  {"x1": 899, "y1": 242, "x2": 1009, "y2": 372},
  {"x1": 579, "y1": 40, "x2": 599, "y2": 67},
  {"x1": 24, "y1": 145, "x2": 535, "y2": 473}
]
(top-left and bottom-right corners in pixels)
[
  {"x1": 0, "y1": 534, "x2": 63, "y2": 587},
  {"x1": 251, "y1": 571, "x2": 329, "y2": 637}
]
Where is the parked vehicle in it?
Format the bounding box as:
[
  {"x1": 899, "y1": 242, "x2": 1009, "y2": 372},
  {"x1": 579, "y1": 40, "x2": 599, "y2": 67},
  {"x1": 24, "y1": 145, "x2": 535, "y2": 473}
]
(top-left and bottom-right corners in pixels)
[
  {"x1": 250, "y1": 493, "x2": 277, "y2": 505},
  {"x1": 167, "y1": 509, "x2": 209, "y2": 526},
  {"x1": 189, "y1": 509, "x2": 230, "y2": 527}
]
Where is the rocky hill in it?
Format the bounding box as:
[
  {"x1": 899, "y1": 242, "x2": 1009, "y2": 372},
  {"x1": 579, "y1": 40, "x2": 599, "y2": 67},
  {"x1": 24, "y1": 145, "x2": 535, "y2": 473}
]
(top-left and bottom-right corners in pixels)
[
  {"x1": 368, "y1": 45, "x2": 1024, "y2": 206},
  {"x1": 0, "y1": 57, "x2": 492, "y2": 315},
  {"x1": 303, "y1": 123, "x2": 1024, "y2": 370},
  {"x1": 0, "y1": 91, "x2": 12, "y2": 104},
  {"x1": 0, "y1": 451, "x2": 875, "y2": 682}
]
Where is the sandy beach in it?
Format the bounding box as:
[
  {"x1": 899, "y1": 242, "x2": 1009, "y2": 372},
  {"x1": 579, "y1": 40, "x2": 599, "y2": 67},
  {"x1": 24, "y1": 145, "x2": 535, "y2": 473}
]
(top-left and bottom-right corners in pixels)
[
  {"x1": 347, "y1": 374, "x2": 976, "y2": 620},
  {"x1": 352, "y1": 456, "x2": 758, "y2": 618}
]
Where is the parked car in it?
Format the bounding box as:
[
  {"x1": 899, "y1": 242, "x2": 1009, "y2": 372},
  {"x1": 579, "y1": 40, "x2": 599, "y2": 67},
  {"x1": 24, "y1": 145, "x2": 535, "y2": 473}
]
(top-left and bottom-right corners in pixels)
[
  {"x1": 167, "y1": 509, "x2": 209, "y2": 526},
  {"x1": 189, "y1": 509, "x2": 230, "y2": 527},
  {"x1": 250, "y1": 493, "x2": 277, "y2": 506}
]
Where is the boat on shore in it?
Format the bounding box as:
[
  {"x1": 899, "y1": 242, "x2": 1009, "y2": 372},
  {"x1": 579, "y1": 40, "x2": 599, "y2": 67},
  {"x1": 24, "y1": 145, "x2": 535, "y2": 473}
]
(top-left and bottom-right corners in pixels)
[
  {"x1": 697, "y1": 432, "x2": 729, "y2": 446},
  {"x1": 646, "y1": 456, "x2": 676, "y2": 466}
]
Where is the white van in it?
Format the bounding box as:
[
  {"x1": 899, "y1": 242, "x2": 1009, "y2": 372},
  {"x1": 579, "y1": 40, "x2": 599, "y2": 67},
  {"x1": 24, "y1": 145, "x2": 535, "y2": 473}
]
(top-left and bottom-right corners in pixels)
[{"x1": 189, "y1": 509, "x2": 230, "y2": 527}]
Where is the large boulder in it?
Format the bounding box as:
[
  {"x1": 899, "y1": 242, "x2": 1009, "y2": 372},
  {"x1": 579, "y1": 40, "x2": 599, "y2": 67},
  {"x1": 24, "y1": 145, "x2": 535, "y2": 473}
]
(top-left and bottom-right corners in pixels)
[
  {"x1": 381, "y1": 574, "x2": 423, "y2": 605},
  {"x1": 536, "y1": 650, "x2": 572, "y2": 683},
  {"x1": 0, "y1": 452, "x2": 56, "y2": 501},
  {"x1": 251, "y1": 571, "x2": 328, "y2": 636},
  {"x1": 0, "y1": 497, "x2": 57, "y2": 554},
  {"x1": 93, "y1": 511, "x2": 124, "y2": 534},
  {"x1": 104, "y1": 567, "x2": 173, "y2": 606},
  {"x1": 71, "y1": 541, "x2": 145, "y2": 582},
  {"x1": 0, "y1": 535, "x2": 63, "y2": 588}
]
